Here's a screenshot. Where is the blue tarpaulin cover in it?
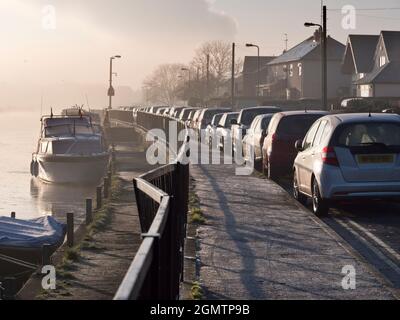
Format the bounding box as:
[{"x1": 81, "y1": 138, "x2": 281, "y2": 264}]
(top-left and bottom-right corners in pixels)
[{"x1": 0, "y1": 216, "x2": 66, "y2": 248}]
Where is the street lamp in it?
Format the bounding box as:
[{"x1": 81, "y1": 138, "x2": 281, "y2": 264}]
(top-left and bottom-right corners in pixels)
[
  {"x1": 246, "y1": 43, "x2": 260, "y2": 97},
  {"x1": 181, "y1": 67, "x2": 191, "y2": 89},
  {"x1": 305, "y1": 7, "x2": 327, "y2": 110},
  {"x1": 108, "y1": 55, "x2": 121, "y2": 109}
]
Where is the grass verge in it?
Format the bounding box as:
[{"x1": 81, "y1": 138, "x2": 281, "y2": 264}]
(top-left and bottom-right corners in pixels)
[{"x1": 36, "y1": 174, "x2": 123, "y2": 299}]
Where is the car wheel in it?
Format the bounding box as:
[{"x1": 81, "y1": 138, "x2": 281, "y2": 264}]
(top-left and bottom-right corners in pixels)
[
  {"x1": 293, "y1": 170, "x2": 307, "y2": 205},
  {"x1": 312, "y1": 179, "x2": 329, "y2": 216},
  {"x1": 267, "y1": 161, "x2": 278, "y2": 180},
  {"x1": 262, "y1": 157, "x2": 268, "y2": 176}
]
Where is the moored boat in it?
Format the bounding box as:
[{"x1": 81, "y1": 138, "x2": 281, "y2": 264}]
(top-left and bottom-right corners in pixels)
[
  {"x1": 31, "y1": 113, "x2": 110, "y2": 184},
  {"x1": 0, "y1": 216, "x2": 66, "y2": 276}
]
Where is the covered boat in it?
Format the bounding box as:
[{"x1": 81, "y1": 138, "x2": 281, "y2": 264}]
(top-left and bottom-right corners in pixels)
[
  {"x1": 31, "y1": 114, "x2": 110, "y2": 184},
  {"x1": 0, "y1": 216, "x2": 66, "y2": 276}
]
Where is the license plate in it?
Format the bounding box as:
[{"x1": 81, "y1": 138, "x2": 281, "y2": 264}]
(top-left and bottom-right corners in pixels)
[{"x1": 356, "y1": 154, "x2": 395, "y2": 164}]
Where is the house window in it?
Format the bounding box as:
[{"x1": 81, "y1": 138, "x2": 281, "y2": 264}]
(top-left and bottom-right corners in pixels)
[
  {"x1": 289, "y1": 64, "x2": 293, "y2": 77},
  {"x1": 379, "y1": 55, "x2": 386, "y2": 67},
  {"x1": 298, "y1": 63, "x2": 302, "y2": 76},
  {"x1": 360, "y1": 84, "x2": 372, "y2": 97}
]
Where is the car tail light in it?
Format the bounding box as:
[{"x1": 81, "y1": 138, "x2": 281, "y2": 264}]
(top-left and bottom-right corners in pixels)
[{"x1": 321, "y1": 147, "x2": 339, "y2": 166}]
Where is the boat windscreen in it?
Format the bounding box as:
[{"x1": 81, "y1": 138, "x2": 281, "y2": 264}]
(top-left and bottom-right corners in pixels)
[
  {"x1": 52, "y1": 139, "x2": 104, "y2": 155},
  {"x1": 45, "y1": 124, "x2": 72, "y2": 137}
]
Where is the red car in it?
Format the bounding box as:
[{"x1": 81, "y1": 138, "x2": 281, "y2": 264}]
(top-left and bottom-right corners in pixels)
[{"x1": 261, "y1": 110, "x2": 328, "y2": 179}]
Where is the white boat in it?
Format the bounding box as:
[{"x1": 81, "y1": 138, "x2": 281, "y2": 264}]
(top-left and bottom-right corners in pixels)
[{"x1": 31, "y1": 114, "x2": 110, "y2": 184}]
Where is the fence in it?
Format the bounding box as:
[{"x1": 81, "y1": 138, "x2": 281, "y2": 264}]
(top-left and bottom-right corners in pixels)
[{"x1": 114, "y1": 111, "x2": 189, "y2": 300}]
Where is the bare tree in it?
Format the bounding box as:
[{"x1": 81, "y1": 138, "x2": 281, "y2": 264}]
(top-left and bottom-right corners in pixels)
[
  {"x1": 142, "y1": 41, "x2": 243, "y2": 105},
  {"x1": 191, "y1": 40, "x2": 243, "y2": 96},
  {"x1": 143, "y1": 63, "x2": 185, "y2": 105}
]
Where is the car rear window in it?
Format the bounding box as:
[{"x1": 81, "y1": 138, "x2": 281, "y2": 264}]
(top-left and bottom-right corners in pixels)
[
  {"x1": 203, "y1": 110, "x2": 228, "y2": 123},
  {"x1": 239, "y1": 108, "x2": 278, "y2": 126},
  {"x1": 277, "y1": 115, "x2": 323, "y2": 136},
  {"x1": 261, "y1": 117, "x2": 272, "y2": 130},
  {"x1": 333, "y1": 122, "x2": 400, "y2": 147}
]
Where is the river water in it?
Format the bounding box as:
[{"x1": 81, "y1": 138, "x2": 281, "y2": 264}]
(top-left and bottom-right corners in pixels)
[{"x1": 0, "y1": 111, "x2": 96, "y2": 223}]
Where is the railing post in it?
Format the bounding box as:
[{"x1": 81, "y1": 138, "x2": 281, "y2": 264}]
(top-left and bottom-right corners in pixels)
[
  {"x1": 86, "y1": 198, "x2": 93, "y2": 225},
  {"x1": 67, "y1": 212, "x2": 74, "y2": 247},
  {"x1": 1, "y1": 277, "x2": 16, "y2": 300},
  {"x1": 104, "y1": 177, "x2": 109, "y2": 199},
  {"x1": 42, "y1": 244, "x2": 51, "y2": 266},
  {"x1": 96, "y1": 186, "x2": 102, "y2": 209}
]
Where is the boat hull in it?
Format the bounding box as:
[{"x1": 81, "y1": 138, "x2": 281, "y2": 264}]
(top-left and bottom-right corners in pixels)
[{"x1": 35, "y1": 153, "x2": 110, "y2": 184}]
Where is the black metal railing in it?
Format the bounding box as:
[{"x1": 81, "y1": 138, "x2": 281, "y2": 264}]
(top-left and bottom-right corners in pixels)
[{"x1": 114, "y1": 111, "x2": 189, "y2": 300}]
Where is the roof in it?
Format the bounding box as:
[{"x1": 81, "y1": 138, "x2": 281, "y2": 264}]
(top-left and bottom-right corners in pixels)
[
  {"x1": 268, "y1": 36, "x2": 345, "y2": 65},
  {"x1": 330, "y1": 113, "x2": 400, "y2": 123},
  {"x1": 342, "y1": 35, "x2": 379, "y2": 74},
  {"x1": 243, "y1": 56, "x2": 275, "y2": 73},
  {"x1": 381, "y1": 31, "x2": 400, "y2": 62},
  {"x1": 356, "y1": 61, "x2": 400, "y2": 84},
  {"x1": 241, "y1": 106, "x2": 281, "y2": 111},
  {"x1": 277, "y1": 110, "x2": 329, "y2": 117}
]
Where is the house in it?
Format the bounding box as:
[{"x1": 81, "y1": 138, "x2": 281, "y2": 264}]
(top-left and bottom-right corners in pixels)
[
  {"x1": 342, "y1": 31, "x2": 400, "y2": 98},
  {"x1": 261, "y1": 34, "x2": 350, "y2": 100},
  {"x1": 241, "y1": 56, "x2": 275, "y2": 97}
]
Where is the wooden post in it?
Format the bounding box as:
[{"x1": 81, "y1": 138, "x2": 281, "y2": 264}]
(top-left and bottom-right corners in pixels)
[
  {"x1": 10, "y1": 212, "x2": 16, "y2": 219},
  {"x1": 2, "y1": 277, "x2": 17, "y2": 300},
  {"x1": 86, "y1": 198, "x2": 93, "y2": 225},
  {"x1": 42, "y1": 244, "x2": 51, "y2": 266},
  {"x1": 104, "y1": 177, "x2": 109, "y2": 199},
  {"x1": 67, "y1": 212, "x2": 74, "y2": 247},
  {"x1": 96, "y1": 186, "x2": 102, "y2": 209}
]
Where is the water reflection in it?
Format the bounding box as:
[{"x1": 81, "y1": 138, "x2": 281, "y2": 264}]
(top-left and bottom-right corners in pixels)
[{"x1": 30, "y1": 178, "x2": 98, "y2": 224}]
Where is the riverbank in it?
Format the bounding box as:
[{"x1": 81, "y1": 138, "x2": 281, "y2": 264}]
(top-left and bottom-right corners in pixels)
[{"x1": 18, "y1": 140, "x2": 152, "y2": 300}]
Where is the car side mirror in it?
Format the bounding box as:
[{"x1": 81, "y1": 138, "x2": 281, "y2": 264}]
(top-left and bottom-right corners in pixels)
[
  {"x1": 295, "y1": 139, "x2": 303, "y2": 152},
  {"x1": 230, "y1": 119, "x2": 237, "y2": 125}
]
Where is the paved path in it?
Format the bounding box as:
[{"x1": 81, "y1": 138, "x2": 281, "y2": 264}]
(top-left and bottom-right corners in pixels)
[{"x1": 191, "y1": 163, "x2": 397, "y2": 300}]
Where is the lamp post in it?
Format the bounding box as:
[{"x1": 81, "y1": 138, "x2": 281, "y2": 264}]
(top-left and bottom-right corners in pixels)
[
  {"x1": 181, "y1": 67, "x2": 191, "y2": 89},
  {"x1": 108, "y1": 55, "x2": 121, "y2": 110},
  {"x1": 305, "y1": 6, "x2": 327, "y2": 110},
  {"x1": 246, "y1": 43, "x2": 260, "y2": 97}
]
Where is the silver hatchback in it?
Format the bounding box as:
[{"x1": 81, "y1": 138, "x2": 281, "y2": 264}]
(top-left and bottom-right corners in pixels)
[{"x1": 293, "y1": 113, "x2": 400, "y2": 216}]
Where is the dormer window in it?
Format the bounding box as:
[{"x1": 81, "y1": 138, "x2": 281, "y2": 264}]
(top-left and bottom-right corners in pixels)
[{"x1": 379, "y1": 55, "x2": 386, "y2": 67}]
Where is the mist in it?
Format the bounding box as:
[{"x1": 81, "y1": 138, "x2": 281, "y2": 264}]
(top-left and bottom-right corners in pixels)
[{"x1": 0, "y1": 0, "x2": 237, "y2": 111}]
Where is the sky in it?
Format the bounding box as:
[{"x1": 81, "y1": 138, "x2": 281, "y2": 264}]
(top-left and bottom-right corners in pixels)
[{"x1": 0, "y1": 0, "x2": 399, "y2": 110}]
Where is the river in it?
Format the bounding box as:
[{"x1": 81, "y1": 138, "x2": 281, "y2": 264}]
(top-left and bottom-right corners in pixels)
[{"x1": 0, "y1": 111, "x2": 96, "y2": 223}]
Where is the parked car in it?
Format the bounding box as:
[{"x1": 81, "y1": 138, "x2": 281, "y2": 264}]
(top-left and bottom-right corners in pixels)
[
  {"x1": 231, "y1": 106, "x2": 281, "y2": 155},
  {"x1": 197, "y1": 108, "x2": 232, "y2": 133},
  {"x1": 156, "y1": 107, "x2": 168, "y2": 115},
  {"x1": 206, "y1": 113, "x2": 225, "y2": 146},
  {"x1": 171, "y1": 106, "x2": 185, "y2": 118},
  {"x1": 242, "y1": 114, "x2": 274, "y2": 168},
  {"x1": 179, "y1": 108, "x2": 198, "y2": 122},
  {"x1": 293, "y1": 113, "x2": 400, "y2": 215},
  {"x1": 150, "y1": 106, "x2": 168, "y2": 114},
  {"x1": 262, "y1": 110, "x2": 328, "y2": 180},
  {"x1": 190, "y1": 110, "x2": 202, "y2": 129},
  {"x1": 217, "y1": 112, "x2": 239, "y2": 150}
]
